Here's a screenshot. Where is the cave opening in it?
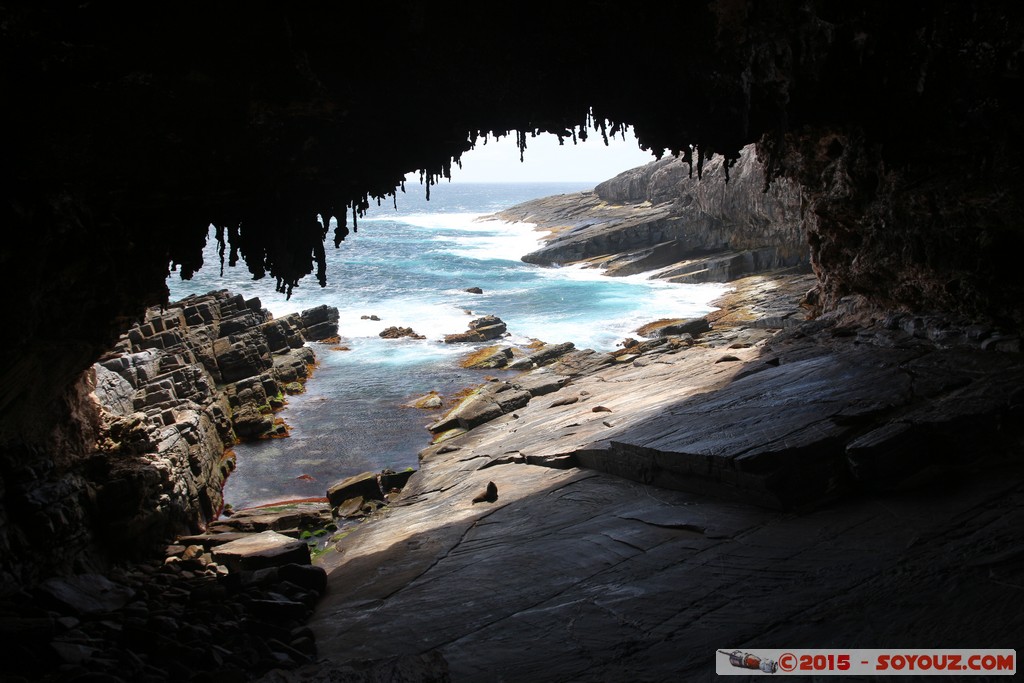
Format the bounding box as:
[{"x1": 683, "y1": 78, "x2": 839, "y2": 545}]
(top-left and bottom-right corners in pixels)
[
  {"x1": 164, "y1": 124, "x2": 729, "y2": 512},
  {"x1": 2, "y1": 2, "x2": 1023, "y2": 679}
]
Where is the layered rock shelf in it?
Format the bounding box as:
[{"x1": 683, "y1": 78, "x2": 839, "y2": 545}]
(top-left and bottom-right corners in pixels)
[
  {"x1": 0, "y1": 290, "x2": 340, "y2": 595},
  {"x1": 309, "y1": 273, "x2": 1024, "y2": 679},
  {"x1": 88, "y1": 290, "x2": 340, "y2": 556}
]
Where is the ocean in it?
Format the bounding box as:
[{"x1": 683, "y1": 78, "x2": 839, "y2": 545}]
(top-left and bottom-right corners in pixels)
[{"x1": 166, "y1": 182, "x2": 726, "y2": 508}]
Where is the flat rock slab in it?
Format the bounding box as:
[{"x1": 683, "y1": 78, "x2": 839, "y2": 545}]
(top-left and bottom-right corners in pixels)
[
  {"x1": 420, "y1": 318, "x2": 1024, "y2": 508},
  {"x1": 310, "y1": 276, "x2": 1024, "y2": 679},
  {"x1": 212, "y1": 530, "x2": 310, "y2": 571},
  {"x1": 312, "y1": 450, "x2": 1024, "y2": 680}
]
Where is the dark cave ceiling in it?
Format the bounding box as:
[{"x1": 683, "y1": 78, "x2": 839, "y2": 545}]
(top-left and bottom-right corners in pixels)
[{"x1": 2, "y1": 0, "x2": 1023, "y2": 439}]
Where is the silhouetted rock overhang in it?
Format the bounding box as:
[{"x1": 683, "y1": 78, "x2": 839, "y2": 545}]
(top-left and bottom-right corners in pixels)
[{"x1": 2, "y1": 0, "x2": 1023, "y2": 444}]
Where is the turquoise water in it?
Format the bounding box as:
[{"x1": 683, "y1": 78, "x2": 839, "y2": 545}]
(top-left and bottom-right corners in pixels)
[{"x1": 167, "y1": 182, "x2": 726, "y2": 508}]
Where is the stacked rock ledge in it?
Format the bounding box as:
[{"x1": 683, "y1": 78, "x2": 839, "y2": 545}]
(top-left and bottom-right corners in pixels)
[{"x1": 88, "y1": 290, "x2": 339, "y2": 558}]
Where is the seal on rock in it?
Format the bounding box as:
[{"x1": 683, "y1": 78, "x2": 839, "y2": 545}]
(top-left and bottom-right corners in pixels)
[{"x1": 472, "y1": 481, "x2": 498, "y2": 504}]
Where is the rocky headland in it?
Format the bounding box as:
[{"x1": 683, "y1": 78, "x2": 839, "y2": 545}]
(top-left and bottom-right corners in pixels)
[{"x1": 496, "y1": 145, "x2": 808, "y2": 284}]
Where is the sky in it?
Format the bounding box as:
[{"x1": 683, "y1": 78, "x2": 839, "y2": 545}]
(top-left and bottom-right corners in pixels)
[{"x1": 407, "y1": 127, "x2": 660, "y2": 183}]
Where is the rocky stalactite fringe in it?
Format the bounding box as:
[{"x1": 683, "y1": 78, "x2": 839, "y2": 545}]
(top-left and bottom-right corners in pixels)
[{"x1": 186, "y1": 113, "x2": 697, "y2": 307}]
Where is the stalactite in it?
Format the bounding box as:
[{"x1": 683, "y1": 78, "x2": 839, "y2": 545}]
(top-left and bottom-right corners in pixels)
[
  {"x1": 333, "y1": 211, "x2": 348, "y2": 247},
  {"x1": 314, "y1": 244, "x2": 327, "y2": 287},
  {"x1": 177, "y1": 115, "x2": 739, "y2": 302},
  {"x1": 215, "y1": 225, "x2": 226, "y2": 276},
  {"x1": 312, "y1": 217, "x2": 327, "y2": 287},
  {"x1": 227, "y1": 224, "x2": 240, "y2": 268}
]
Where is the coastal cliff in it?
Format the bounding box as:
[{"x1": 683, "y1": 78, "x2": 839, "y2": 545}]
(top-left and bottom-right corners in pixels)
[{"x1": 497, "y1": 145, "x2": 808, "y2": 283}]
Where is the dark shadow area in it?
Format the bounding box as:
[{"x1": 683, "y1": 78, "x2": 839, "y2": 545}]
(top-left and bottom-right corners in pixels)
[
  {"x1": 311, "y1": 433, "x2": 1024, "y2": 680},
  {"x1": 572, "y1": 318, "x2": 1024, "y2": 510}
]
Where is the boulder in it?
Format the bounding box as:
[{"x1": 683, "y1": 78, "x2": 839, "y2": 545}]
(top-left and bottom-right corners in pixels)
[
  {"x1": 428, "y1": 382, "x2": 532, "y2": 433},
  {"x1": 299, "y1": 305, "x2": 341, "y2": 341},
  {"x1": 407, "y1": 392, "x2": 443, "y2": 409},
  {"x1": 508, "y1": 342, "x2": 576, "y2": 370},
  {"x1": 334, "y1": 497, "x2": 366, "y2": 518},
  {"x1": 273, "y1": 347, "x2": 316, "y2": 384},
  {"x1": 444, "y1": 315, "x2": 507, "y2": 343},
  {"x1": 465, "y1": 287, "x2": 484, "y2": 294},
  {"x1": 380, "y1": 468, "x2": 416, "y2": 492},
  {"x1": 213, "y1": 502, "x2": 331, "y2": 533},
  {"x1": 634, "y1": 317, "x2": 711, "y2": 338},
  {"x1": 493, "y1": 387, "x2": 532, "y2": 413},
  {"x1": 379, "y1": 326, "x2": 426, "y2": 340},
  {"x1": 231, "y1": 403, "x2": 273, "y2": 439},
  {"x1": 512, "y1": 370, "x2": 570, "y2": 396},
  {"x1": 460, "y1": 345, "x2": 513, "y2": 369},
  {"x1": 327, "y1": 471, "x2": 383, "y2": 507},
  {"x1": 211, "y1": 530, "x2": 311, "y2": 571}
]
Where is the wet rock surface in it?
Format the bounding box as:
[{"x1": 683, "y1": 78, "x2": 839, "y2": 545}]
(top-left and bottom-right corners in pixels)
[{"x1": 311, "y1": 272, "x2": 1024, "y2": 680}]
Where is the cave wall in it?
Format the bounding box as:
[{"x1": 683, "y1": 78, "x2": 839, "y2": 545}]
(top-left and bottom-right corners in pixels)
[
  {"x1": 763, "y1": 127, "x2": 1024, "y2": 323},
  {"x1": 2, "y1": 1, "x2": 1023, "y2": 582}
]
